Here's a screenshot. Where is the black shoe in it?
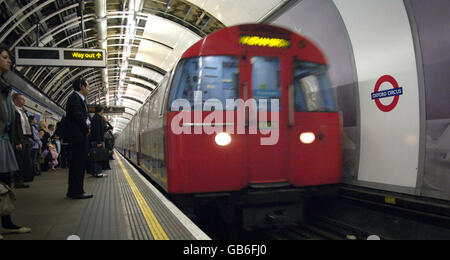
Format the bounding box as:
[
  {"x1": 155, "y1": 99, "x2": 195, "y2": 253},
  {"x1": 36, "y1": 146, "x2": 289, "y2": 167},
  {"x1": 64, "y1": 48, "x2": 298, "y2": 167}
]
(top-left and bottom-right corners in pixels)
[
  {"x1": 67, "y1": 194, "x2": 93, "y2": 200},
  {"x1": 15, "y1": 184, "x2": 30, "y2": 189}
]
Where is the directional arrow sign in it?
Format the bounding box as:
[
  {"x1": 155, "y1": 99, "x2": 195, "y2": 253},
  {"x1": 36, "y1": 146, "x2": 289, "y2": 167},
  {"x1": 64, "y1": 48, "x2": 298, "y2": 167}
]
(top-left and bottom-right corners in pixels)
[{"x1": 63, "y1": 50, "x2": 103, "y2": 61}]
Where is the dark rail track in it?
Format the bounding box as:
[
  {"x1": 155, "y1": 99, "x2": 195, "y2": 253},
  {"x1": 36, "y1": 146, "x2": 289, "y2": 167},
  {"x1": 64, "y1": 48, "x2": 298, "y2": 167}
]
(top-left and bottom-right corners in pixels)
[
  {"x1": 125, "y1": 156, "x2": 449, "y2": 240},
  {"x1": 196, "y1": 185, "x2": 450, "y2": 240}
]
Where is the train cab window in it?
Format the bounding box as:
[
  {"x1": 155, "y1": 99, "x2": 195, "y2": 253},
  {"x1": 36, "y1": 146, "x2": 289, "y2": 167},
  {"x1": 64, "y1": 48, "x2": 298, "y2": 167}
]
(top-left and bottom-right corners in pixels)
[
  {"x1": 293, "y1": 61, "x2": 336, "y2": 112},
  {"x1": 251, "y1": 56, "x2": 280, "y2": 111},
  {"x1": 168, "y1": 56, "x2": 239, "y2": 111}
]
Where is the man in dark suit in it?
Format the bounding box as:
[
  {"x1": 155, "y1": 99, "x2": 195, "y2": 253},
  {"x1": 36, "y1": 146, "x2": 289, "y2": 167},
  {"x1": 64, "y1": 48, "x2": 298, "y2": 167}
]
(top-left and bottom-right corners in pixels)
[
  {"x1": 65, "y1": 77, "x2": 93, "y2": 199},
  {"x1": 11, "y1": 93, "x2": 33, "y2": 187}
]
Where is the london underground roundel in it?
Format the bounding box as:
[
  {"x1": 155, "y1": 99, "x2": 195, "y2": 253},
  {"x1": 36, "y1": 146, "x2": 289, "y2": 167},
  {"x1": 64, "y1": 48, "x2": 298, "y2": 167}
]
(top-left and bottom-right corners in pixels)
[{"x1": 371, "y1": 75, "x2": 403, "y2": 112}]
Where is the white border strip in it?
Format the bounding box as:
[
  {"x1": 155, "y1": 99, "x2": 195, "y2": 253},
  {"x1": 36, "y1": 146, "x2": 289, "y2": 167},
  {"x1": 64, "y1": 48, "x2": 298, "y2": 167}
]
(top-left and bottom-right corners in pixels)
[{"x1": 115, "y1": 151, "x2": 211, "y2": 240}]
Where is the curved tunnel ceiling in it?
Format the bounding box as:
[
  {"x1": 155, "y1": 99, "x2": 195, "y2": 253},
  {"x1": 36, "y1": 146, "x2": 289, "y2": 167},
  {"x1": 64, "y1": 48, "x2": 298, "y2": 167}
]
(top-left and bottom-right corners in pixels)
[{"x1": 0, "y1": 0, "x2": 289, "y2": 133}]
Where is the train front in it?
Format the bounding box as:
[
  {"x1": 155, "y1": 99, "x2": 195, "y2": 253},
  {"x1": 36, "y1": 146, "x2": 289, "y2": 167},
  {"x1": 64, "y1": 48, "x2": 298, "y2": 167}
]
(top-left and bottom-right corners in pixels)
[{"x1": 164, "y1": 24, "x2": 341, "y2": 229}]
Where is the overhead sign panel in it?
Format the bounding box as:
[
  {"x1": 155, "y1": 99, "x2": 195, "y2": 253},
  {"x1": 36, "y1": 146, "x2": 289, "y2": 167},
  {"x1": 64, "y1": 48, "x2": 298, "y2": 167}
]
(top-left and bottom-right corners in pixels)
[{"x1": 15, "y1": 47, "x2": 106, "y2": 68}]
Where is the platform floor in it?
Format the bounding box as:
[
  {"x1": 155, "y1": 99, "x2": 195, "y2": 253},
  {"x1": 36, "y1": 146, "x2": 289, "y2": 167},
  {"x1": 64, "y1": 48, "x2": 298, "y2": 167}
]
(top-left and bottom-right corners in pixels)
[{"x1": 2, "y1": 151, "x2": 209, "y2": 240}]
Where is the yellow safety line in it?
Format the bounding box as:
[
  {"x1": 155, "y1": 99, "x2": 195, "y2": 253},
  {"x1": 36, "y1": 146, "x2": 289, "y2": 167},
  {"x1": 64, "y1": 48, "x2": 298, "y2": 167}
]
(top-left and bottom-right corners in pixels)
[{"x1": 115, "y1": 151, "x2": 170, "y2": 240}]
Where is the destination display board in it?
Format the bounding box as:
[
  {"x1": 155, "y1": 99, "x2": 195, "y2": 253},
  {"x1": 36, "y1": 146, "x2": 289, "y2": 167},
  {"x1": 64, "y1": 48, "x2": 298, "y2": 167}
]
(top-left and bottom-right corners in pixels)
[
  {"x1": 87, "y1": 106, "x2": 125, "y2": 115},
  {"x1": 239, "y1": 35, "x2": 291, "y2": 48},
  {"x1": 15, "y1": 47, "x2": 106, "y2": 68}
]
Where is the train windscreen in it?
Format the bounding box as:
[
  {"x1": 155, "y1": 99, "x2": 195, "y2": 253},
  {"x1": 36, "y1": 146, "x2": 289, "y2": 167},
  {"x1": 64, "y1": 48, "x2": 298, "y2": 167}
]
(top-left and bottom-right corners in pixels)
[
  {"x1": 293, "y1": 61, "x2": 336, "y2": 112},
  {"x1": 168, "y1": 56, "x2": 239, "y2": 111},
  {"x1": 251, "y1": 56, "x2": 280, "y2": 112}
]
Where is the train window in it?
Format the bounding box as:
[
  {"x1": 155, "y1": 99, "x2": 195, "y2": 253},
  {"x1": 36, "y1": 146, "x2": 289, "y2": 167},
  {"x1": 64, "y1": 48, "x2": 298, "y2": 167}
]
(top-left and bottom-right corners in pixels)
[
  {"x1": 141, "y1": 97, "x2": 150, "y2": 130},
  {"x1": 168, "y1": 56, "x2": 239, "y2": 111},
  {"x1": 159, "y1": 75, "x2": 170, "y2": 116},
  {"x1": 251, "y1": 56, "x2": 280, "y2": 111},
  {"x1": 293, "y1": 61, "x2": 336, "y2": 112},
  {"x1": 150, "y1": 87, "x2": 161, "y2": 116}
]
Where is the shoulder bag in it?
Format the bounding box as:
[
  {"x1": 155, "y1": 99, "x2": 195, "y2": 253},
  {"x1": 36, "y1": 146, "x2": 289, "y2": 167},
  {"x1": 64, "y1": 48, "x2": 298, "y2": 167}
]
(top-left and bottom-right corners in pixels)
[{"x1": 0, "y1": 182, "x2": 16, "y2": 216}]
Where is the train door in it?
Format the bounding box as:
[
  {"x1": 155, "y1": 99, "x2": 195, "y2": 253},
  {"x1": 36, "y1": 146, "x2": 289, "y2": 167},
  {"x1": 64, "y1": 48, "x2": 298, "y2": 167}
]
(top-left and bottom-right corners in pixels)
[
  {"x1": 287, "y1": 61, "x2": 342, "y2": 186},
  {"x1": 241, "y1": 54, "x2": 290, "y2": 185}
]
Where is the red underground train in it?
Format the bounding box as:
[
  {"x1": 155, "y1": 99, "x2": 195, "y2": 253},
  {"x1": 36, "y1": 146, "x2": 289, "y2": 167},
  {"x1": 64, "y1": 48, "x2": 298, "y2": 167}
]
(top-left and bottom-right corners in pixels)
[{"x1": 116, "y1": 24, "x2": 341, "y2": 230}]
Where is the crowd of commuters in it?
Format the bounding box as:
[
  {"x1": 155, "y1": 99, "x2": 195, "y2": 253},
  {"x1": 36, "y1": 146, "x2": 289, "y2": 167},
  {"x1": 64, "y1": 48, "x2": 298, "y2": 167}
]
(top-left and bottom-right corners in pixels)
[{"x1": 1, "y1": 44, "x2": 115, "y2": 240}]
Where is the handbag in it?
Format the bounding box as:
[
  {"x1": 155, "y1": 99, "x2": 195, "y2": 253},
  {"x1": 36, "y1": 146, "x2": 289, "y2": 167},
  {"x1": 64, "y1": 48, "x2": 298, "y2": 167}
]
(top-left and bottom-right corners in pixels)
[
  {"x1": 90, "y1": 146, "x2": 110, "y2": 162},
  {"x1": 0, "y1": 182, "x2": 16, "y2": 216}
]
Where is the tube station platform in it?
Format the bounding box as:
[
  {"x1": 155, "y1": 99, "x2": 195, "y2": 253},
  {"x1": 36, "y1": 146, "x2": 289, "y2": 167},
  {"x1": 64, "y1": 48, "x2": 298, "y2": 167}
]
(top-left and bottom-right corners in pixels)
[{"x1": 2, "y1": 151, "x2": 210, "y2": 240}]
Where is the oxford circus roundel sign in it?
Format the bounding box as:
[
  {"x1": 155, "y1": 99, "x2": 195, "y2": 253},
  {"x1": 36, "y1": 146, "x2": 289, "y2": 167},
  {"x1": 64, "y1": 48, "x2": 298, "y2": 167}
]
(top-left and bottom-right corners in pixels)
[{"x1": 371, "y1": 75, "x2": 403, "y2": 112}]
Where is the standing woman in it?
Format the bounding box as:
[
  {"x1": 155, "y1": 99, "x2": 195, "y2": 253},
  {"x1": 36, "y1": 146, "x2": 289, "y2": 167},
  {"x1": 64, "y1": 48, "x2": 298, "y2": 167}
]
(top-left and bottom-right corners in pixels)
[{"x1": 0, "y1": 45, "x2": 32, "y2": 238}]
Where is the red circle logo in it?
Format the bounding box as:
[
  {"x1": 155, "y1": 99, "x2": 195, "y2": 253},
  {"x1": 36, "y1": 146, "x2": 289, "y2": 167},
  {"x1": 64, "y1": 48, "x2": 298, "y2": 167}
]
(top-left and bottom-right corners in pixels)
[{"x1": 372, "y1": 75, "x2": 402, "y2": 112}]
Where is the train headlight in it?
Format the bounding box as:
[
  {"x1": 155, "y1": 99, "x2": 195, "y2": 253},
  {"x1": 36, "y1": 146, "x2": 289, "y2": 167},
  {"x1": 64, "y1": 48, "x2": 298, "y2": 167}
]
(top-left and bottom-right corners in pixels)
[
  {"x1": 300, "y1": 132, "x2": 315, "y2": 144},
  {"x1": 215, "y1": 132, "x2": 232, "y2": 146}
]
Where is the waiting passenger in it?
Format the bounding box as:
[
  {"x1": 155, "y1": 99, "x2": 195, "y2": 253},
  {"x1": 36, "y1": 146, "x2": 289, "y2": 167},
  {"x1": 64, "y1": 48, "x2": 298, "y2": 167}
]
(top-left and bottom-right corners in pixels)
[
  {"x1": 65, "y1": 77, "x2": 93, "y2": 200},
  {"x1": 89, "y1": 106, "x2": 106, "y2": 177},
  {"x1": 38, "y1": 121, "x2": 50, "y2": 152},
  {"x1": 52, "y1": 134, "x2": 62, "y2": 169},
  {"x1": 103, "y1": 117, "x2": 114, "y2": 167},
  {"x1": 38, "y1": 121, "x2": 51, "y2": 172},
  {"x1": 54, "y1": 120, "x2": 71, "y2": 169},
  {"x1": 28, "y1": 115, "x2": 42, "y2": 176},
  {"x1": 0, "y1": 44, "x2": 31, "y2": 238},
  {"x1": 48, "y1": 143, "x2": 59, "y2": 171},
  {"x1": 48, "y1": 124, "x2": 55, "y2": 137},
  {"x1": 12, "y1": 93, "x2": 34, "y2": 185}
]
